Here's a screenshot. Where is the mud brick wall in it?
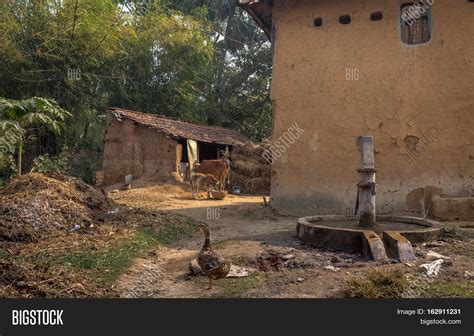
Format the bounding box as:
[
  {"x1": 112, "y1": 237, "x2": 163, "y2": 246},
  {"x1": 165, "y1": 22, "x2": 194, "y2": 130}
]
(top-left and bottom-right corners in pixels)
[
  {"x1": 103, "y1": 112, "x2": 180, "y2": 185},
  {"x1": 269, "y1": 0, "x2": 474, "y2": 215}
]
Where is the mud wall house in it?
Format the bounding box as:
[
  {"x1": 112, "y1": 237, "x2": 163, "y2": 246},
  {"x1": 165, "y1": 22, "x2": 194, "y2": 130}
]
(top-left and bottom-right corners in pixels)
[
  {"x1": 239, "y1": 0, "x2": 474, "y2": 217},
  {"x1": 103, "y1": 108, "x2": 249, "y2": 186}
]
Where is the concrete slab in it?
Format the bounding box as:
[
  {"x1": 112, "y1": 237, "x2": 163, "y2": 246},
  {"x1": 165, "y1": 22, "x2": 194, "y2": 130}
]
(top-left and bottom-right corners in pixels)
[
  {"x1": 297, "y1": 215, "x2": 441, "y2": 262},
  {"x1": 383, "y1": 231, "x2": 416, "y2": 262},
  {"x1": 296, "y1": 220, "x2": 363, "y2": 252},
  {"x1": 361, "y1": 230, "x2": 388, "y2": 261}
]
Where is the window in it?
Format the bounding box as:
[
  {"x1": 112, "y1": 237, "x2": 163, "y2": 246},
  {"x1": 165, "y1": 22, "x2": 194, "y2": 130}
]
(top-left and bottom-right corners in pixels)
[
  {"x1": 400, "y1": 3, "x2": 431, "y2": 44},
  {"x1": 370, "y1": 11, "x2": 383, "y2": 21},
  {"x1": 314, "y1": 17, "x2": 323, "y2": 27},
  {"x1": 339, "y1": 15, "x2": 351, "y2": 25}
]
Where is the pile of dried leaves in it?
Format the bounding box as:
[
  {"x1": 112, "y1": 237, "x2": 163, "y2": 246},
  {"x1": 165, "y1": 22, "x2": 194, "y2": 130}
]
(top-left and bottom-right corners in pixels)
[
  {"x1": 0, "y1": 172, "x2": 110, "y2": 242},
  {"x1": 0, "y1": 216, "x2": 135, "y2": 298},
  {"x1": 0, "y1": 174, "x2": 199, "y2": 298},
  {"x1": 0, "y1": 204, "x2": 196, "y2": 298},
  {"x1": 0, "y1": 226, "x2": 125, "y2": 298}
]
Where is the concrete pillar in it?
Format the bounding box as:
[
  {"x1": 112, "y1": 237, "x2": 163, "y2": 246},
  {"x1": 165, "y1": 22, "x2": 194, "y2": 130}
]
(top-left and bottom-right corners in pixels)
[{"x1": 357, "y1": 136, "x2": 377, "y2": 228}]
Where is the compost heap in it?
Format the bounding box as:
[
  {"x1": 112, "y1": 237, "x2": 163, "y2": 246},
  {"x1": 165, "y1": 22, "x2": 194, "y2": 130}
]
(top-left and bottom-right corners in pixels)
[
  {"x1": 0, "y1": 172, "x2": 109, "y2": 242},
  {"x1": 230, "y1": 140, "x2": 271, "y2": 194}
]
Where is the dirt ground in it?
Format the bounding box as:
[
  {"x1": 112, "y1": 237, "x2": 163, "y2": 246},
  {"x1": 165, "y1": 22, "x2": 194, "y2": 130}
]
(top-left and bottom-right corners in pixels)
[{"x1": 108, "y1": 183, "x2": 474, "y2": 298}]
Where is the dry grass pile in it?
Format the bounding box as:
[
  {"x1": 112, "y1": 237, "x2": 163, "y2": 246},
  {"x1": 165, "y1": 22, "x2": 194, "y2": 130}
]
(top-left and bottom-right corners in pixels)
[
  {"x1": 0, "y1": 225, "x2": 129, "y2": 298},
  {"x1": 339, "y1": 268, "x2": 409, "y2": 298},
  {"x1": 0, "y1": 258, "x2": 111, "y2": 298},
  {"x1": 0, "y1": 207, "x2": 197, "y2": 298},
  {"x1": 230, "y1": 140, "x2": 271, "y2": 194},
  {"x1": 0, "y1": 172, "x2": 110, "y2": 242}
]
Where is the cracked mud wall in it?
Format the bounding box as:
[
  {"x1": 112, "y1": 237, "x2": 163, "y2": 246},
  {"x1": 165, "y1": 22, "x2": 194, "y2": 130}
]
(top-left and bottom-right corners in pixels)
[
  {"x1": 103, "y1": 113, "x2": 179, "y2": 185},
  {"x1": 269, "y1": 0, "x2": 474, "y2": 216}
]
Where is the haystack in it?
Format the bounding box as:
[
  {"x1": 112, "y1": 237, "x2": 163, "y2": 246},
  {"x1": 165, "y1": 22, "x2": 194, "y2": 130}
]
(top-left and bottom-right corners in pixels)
[
  {"x1": 229, "y1": 140, "x2": 271, "y2": 194},
  {"x1": 0, "y1": 172, "x2": 110, "y2": 242}
]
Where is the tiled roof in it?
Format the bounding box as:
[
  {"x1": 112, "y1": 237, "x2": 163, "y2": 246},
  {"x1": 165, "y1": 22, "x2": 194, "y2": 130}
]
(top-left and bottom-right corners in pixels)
[{"x1": 108, "y1": 108, "x2": 250, "y2": 146}]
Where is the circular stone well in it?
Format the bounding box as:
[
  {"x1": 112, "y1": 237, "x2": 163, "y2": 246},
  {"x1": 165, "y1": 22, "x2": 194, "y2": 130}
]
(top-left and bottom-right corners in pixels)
[{"x1": 296, "y1": 215, "x2": 443, "y2": 262}]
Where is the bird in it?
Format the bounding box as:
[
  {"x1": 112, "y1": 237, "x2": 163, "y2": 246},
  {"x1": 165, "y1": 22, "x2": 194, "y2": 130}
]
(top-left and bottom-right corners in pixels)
[{"x1": 194, "y1": 223, "x2": 230, "y2": 290}]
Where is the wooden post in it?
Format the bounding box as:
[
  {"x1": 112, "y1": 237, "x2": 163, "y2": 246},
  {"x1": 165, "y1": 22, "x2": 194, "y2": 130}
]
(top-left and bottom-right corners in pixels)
[{"x1": 357, "y1": 136, "x2": 376, "y2": 228}]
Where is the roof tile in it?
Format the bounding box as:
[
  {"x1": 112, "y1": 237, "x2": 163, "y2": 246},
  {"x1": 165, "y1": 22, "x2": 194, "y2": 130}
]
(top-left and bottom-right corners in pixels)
[{"x1": 108, "y1": 108, "x2": 250, "y2": 146}]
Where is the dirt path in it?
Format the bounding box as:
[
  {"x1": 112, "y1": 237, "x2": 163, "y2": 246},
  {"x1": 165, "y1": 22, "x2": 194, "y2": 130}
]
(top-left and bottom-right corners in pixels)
[
  {"x1": 112, "y1": 184, "x2": 302, "y2": 297},
  {"x1": 111, "y1": 183, "x2": 474, "y2": 298}
]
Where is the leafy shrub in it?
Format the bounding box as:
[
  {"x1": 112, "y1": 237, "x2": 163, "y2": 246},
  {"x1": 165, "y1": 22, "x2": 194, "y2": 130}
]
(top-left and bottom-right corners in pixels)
[
  {"x1": 0, "y1": 153, "x2": 16, "y2": 187},
  {"x1": 30, "y1": 153, "x2": 67, "y2": 174},
  {"x1": 29, "y1": 147, "x2": 99, "y2": 185},
  {"x1": 66, "y1": 150, "x2": 96, "y2": 185}
]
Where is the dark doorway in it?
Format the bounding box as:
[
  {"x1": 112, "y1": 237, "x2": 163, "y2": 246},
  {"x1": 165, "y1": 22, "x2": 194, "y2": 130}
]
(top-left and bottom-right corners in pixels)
[
  {"x1": 178, "y1": 138, "x2": 188, "y2": 162},
  {"x1": 198, "y1": 142, "x2": 219, "y2": 161}
]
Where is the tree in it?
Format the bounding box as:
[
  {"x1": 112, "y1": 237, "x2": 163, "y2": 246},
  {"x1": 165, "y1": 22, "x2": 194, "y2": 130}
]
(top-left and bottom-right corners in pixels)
[
  {"x1": 164, "y1": 0, "x2": 273, "y2": 140},
  {"x1": 0, "y1": 0, "x2": 215, "y2": 177},
  {"x1": 0, "y1": 0, "x2": 272, "y2": 183},
  {"x1": 0, "y1": 97, "x2": 71, "y2": 175}
]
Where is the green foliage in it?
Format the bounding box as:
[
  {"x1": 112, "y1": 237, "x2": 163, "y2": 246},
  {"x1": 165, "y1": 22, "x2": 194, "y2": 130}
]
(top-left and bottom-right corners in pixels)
[
  {"x1": 31, "y1": 153, "x2": 67, "y2": 174},
  {"x1": 29, "y1": 146, "x2": 99, "y2": 184},
  {"x1": 0, "y1": 120, "x2": 23, "y2": 153},
  {"x1": 58, "y1": 242, "x2": 145, "y2": 284},
  {"x1": 208, "y1": 273, "x2": 264, "y2": 298},
  {"x1": 426, "y1": 281, "x2": 474, "y2": 298},
  {"x1": 0, "y1": 96, "x2": 71, "y2": 176},
  {"x1": 0, "y1": 0, "x2": 273, "y2": 182},
  {"x1": 0, "y1": 153, "x2": 16, "y2": 188},
  {"x1": 45, "y1": 222, "x2": 196, "y2": 284},
  {"x1": 140, "y1": 219, "x2": 197, "y2": 245},
  {"x1": 166, "y1": 0, "x2": 273, "y2": 140},
  {"x1": 0, "y1": 97, "x2": 71, "y2": 131},
  {"x1": 66, "y1": 149, "x2": 97, "y2": 184}
]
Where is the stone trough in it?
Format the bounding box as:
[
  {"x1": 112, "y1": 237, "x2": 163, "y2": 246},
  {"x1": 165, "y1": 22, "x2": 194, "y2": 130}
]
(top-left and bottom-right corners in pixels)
[
  {"x1": 296, "y1": 136, "x2": 444, "y2": 262},
  {"x1": 296, "y1": 215, "x2": 443, "y2": 262}
]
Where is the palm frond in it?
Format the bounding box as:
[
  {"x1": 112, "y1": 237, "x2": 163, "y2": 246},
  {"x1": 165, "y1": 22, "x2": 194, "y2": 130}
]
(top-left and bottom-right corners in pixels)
[
  {"x1": 0, "y1": 120, "x2": 21, "y2": 133},
  {"x1": 0, "y1": 97, "x2": 28, "y2": 119},
  {"x1": 0, "y1": 120, "x2": 24, "y2": 153},
  {"x1": 0, "y1": 96, "x2": 71, "y2": 135},
  {"x1": 23, "y1": 112, "x2": 55, "y2": 126},
  {"x1": 29, "y1": 97, "x2": 72, "y2": 120}
]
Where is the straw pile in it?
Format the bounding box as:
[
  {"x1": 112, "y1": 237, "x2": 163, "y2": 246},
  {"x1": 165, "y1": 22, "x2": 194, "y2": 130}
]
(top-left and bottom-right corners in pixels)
[
  {"x1": 0, "y1": 172, "x2": 110, "y2": 242},
  {"x1": 0, "y1": 258, "x2": 112, "y2": 298},
  {"x1": 230, "y1": 140, "x2": 271, "y2": 194}
]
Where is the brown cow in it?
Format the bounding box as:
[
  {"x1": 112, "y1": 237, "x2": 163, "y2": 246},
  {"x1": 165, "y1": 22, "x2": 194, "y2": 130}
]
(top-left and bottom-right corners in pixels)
[{"x1": 192, "y1": 159, "x2": 229, "y2": 191}]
